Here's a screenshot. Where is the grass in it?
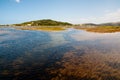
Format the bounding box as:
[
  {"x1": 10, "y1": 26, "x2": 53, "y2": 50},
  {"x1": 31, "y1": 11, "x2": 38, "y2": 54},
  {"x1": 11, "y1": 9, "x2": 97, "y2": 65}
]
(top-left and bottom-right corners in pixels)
[
  {"x1": 1, "y1": 25, "x2": 120, "y2": 33},
  {"x1": 75, "y1": 26, "x2": 120, "y2": 33},
  {"x1": 15, "y1": 26, "x2": 71, "y2": 31}
]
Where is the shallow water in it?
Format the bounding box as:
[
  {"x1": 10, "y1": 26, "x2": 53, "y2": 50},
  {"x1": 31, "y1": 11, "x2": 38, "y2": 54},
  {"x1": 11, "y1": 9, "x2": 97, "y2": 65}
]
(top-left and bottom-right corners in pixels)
[{"x1": 0, "y1": 28, "x2": 120, "y2": 80}]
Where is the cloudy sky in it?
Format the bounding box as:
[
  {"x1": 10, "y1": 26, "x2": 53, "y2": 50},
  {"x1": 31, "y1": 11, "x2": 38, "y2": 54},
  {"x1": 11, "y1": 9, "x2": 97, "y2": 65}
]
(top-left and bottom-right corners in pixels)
[{"x1": 0, "y1": 0, "x2": 120, "y2": 24}]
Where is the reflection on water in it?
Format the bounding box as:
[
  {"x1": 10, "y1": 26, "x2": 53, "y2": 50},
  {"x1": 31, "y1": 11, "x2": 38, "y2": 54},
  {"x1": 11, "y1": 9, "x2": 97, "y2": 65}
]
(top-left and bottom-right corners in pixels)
[{"x1": 0, "y1": 28, "x2": 120, "y2": 80}]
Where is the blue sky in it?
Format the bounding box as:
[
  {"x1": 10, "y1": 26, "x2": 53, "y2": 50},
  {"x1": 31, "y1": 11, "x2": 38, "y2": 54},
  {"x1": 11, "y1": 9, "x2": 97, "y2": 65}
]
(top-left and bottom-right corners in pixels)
[{"x1": 0, "y1": 0, "x2": 120, "y2": 24}]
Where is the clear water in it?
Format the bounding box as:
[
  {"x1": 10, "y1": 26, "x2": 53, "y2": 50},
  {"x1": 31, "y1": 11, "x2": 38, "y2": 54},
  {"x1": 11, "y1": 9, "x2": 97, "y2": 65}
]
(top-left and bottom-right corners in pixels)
[{"x1": 0, "y1": 28, "x2": 120, "y2": 80}]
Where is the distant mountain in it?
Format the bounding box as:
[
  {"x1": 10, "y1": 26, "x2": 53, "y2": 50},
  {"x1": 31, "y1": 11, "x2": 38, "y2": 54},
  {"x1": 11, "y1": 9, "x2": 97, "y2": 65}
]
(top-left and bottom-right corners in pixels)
[
  {"x1": 0, "y1": 24, "x2": 5, "y2": 26},
  {"x1": 7, "y1": 20, "x2": 120, "y2": 27},
  {"x1": 77, "y1": 23, "x2": 98, "y2": 28},
  {"x1": 99, "y1": 22, "x2": 120, "y2": 26},
  {"x1": 79, "y1": 22, "x2": 120, "y2": 27},
  {"x1": 81, "y1": 23, "x2": 98, "y2": 26},
  {"x1": 14, "y1": 19, "x2": 72, "y2": 26}
]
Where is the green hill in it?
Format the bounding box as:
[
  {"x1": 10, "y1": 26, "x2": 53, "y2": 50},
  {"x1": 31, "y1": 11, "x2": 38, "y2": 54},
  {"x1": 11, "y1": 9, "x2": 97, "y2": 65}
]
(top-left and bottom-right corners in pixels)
[{"x1": 14, "y1": 19, "x2": 72, "y2": 26}]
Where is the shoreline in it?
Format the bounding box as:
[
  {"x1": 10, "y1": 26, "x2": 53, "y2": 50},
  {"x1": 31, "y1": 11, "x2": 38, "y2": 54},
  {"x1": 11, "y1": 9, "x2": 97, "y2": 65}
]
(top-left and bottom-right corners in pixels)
[{"x1": 1, "y1": 26, "x2": 120, "y2": 33}]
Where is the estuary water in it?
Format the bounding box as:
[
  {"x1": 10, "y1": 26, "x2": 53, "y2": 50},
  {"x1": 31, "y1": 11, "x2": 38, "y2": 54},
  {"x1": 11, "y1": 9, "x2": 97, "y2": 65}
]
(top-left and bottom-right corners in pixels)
[{"x1": 0, "y1": 28, "x2": 120, "y2": 80}]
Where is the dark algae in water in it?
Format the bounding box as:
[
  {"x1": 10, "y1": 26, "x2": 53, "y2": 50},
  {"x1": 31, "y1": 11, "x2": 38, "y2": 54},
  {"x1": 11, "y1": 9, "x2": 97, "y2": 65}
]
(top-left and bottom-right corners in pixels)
[{"x1": 0, "y1": 28, "x2": 120, "y2": 80}]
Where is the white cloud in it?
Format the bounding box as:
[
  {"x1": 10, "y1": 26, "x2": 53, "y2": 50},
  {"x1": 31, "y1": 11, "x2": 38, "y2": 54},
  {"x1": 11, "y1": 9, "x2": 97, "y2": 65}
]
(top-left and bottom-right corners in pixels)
[
  {"x1": 15, "y1": 0, "x2": 21, "y2": 3},
  {"x1": 79, "y1": 9, "x2": 120, "y2": 24}
]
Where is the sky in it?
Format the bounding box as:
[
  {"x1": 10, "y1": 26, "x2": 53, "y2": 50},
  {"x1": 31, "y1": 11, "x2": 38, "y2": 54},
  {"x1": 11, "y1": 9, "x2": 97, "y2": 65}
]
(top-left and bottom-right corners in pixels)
[{"x1": 0, "y1": 0, "x2": 120, "y2": 24}]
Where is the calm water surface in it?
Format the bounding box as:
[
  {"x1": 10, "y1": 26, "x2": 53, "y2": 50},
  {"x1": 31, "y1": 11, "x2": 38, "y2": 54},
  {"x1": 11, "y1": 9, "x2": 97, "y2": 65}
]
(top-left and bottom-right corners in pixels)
[{"x1": 0, "y1": 28, "x2": 120, "y2": 80}]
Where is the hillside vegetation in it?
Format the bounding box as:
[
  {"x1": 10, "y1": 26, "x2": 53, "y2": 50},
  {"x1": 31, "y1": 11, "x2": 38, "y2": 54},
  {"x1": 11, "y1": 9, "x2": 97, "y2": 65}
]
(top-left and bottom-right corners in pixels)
[{"x1": 14, "y1": 19, "x2": 72, "y2": 26}]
